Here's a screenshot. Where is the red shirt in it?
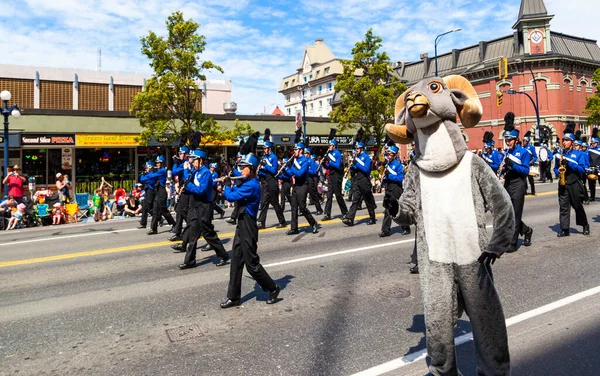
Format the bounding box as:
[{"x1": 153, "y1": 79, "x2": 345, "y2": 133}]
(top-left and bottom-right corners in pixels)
[{"x1": 6, "y1": 175, "x2": 24, "y2": 198}]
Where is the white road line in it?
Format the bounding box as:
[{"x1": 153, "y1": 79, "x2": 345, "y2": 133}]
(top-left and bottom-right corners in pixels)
[
  {"x1": 351, "y1": 285, "x2": 600, "y2": 376},
  {"x1": 0, "y1": 228, "x2": 140, "y2": 246}
]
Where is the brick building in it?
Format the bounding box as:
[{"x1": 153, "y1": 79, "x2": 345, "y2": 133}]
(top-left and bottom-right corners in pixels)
[{"x1": 393, "y1": 0, "x2": 600, "y2": 155}]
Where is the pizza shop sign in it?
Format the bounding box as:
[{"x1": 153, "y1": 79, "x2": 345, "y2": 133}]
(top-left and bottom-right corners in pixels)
[{"x1": 21, "y1": 134, "x2": 76, "y2": 146}]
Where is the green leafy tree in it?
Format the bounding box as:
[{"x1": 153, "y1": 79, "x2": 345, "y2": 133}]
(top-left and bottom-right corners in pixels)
[
  {"x1": 131, "y1": 11, "x2": 232, "y2": 146},
  {"x1": 584, "y1": 68, "x2": 600, "y2": 125},
  {"x1": 330, "y1": 29, "x2": 406, "y2": 158}
]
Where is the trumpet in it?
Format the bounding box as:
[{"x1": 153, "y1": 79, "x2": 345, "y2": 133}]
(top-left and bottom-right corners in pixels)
[{"x1": 214, "y1": 175, "x2": 244, "y2": 183}]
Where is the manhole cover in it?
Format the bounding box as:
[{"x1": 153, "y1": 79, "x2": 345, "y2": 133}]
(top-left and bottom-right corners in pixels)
[
  {"x1": 165, "y1": 325, "x2": 203, "y2": 343},
  {"x1": 379, "y1": 286, "x2": 411, "y2": 299}
]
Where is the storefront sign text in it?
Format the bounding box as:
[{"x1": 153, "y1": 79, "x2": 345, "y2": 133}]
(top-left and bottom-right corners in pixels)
[
  {"x1": 307, "y1": 135, "x2": 354, "y2": 145},
  {"x1": 21, "y1": 134, "x2": 76, "y2": 146},
  {"x1": 76, "y1": 134, "x2": 139, "y2": 147}
]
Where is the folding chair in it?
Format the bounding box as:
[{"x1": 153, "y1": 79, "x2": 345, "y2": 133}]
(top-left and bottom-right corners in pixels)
[
  {"x1": 65, "y1": 203, "x2": 79, "y2": 223},
  {"x1": 75, "y1": 193, "x2": 91, "y2": 220},
  {"x1": 35, "y1": 204, "x2": 51, "y2": 226}
]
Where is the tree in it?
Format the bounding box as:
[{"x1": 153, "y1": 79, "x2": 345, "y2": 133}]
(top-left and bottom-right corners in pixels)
[
  {"x1": 131, "y1": 11, "x2": 242, "y2": 146},
  {"x1": 584, "y1": 68, "x2": 600, "y2": 125},
  {"x1": 330, "y1": 29, "x2": 406, "y2": 158}
]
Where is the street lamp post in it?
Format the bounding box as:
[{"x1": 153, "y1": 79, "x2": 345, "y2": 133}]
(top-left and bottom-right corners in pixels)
[
  {"x1": 435, "y1": 28, "x2": 462, "y2": 77},
  {"x1": 1, "y1": 90, "x2": 21, "y2": 197},
  {"x1": 515, "y1": 59, "x2": 541, "y2": 144},
  {"x1": 506, "y1": 89, "x2": 540, "y2": 142},
  {"x1": 301, "y1": 98, "x2": 307, "y2": 143}
]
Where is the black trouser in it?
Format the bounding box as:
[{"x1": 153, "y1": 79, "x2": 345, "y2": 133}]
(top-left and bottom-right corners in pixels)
[
  {"x1": 151, "y1": 185, "x2": 175, "y2": 232},
  {"x1": 580, "y1": 177, "x2": 590, "y2": 202},
  {"x1": 504, "y1": 176, "x2": 530, "y2": 249},
  {"x1": 526, "y1": 174, "x2": 536, "y2": 195},
  {"x1": 324, "y1": 170, "x2": 347, "y2": 216},
  {"x1": 558, "y1": 181, "x2": 588, "y2": 230},
  {"x1": 257, "y1": 176, "x2": 286, "y2": 225},
  {"x1": 227, "y1": 211, "x2": 276, "y2": 300},
  {"x1": 545, "y1": 162, "x2": 553, "y2": 182},
  {"x1": 280, "y1": 179, "x2": 292, "y2": 211},
  {"x1": 539, "y1": 161, "x2": 547, "y2": 182},
  {"x1": 381, "y1": 182, "x2": 409, "y2": 234},
  {"x1": 588, "y1": 177, "x2": 597, "y2": 201},
  {"x1": 172, "y1": 192, "x2": 190, "y2": 236},
  {"x1": 212, "y1": 188, "x2": 225, "y2": 217},
  {"x1": 308, "y1": 175, "x2": 322, "y2": 213},
  {"x1": 291, "y1": 181, "x2": 317, "y2": 231},
  {"x1": 139, "y1": 188, "x2": 155, "y2": 227},
  {"x1": 183, "y1": 200, "x2": 229, "y2": 265},
  {"x1": 346, "y1": 175, "x2": 376, "y2": 222}
]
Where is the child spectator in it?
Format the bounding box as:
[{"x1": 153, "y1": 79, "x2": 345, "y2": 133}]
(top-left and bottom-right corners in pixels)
[
  {"x1": 52, "y1": 202, "x2": 65, "y2": 225},
  {"x1": 6, "y1": 203, "x2": 26, "y2": 230},
  {"x1": 92, "y1": 188, "x2": 103, "y2": 222}
]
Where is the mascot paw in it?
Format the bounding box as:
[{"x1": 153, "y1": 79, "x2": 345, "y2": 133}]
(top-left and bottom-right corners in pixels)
[{"x1": 477, "y1": 252, "x2": 497, "y2": 265}]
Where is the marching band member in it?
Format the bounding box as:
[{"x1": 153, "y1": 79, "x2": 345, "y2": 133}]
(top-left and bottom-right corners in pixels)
[
  {"x1": 322, "y1": 129, "x2": 348, "y2": 221},
  {"x1": 286, "y1": 139, "x2": 319, "y2": 235},
  {"x1": 279, "y1": 158, "x2": 293, "y2": 212},
  {"x1": 305, "y1": 148, "x2": 323, "y2": 215},
  {"x1": 343, "y1": 128, "x2": 376, "y2": 227},
  {"x1": 482, "y1": 131, "x2": 502, "y2": 174},
  {"x1": 220, "y1": 132, "x2": 281, "y2": 308},
  {"x1": 522, "y1": 131, "x2": 537, "y2": 195},
  {"x1": 138, "y1": 159, "x2": 156, "y2": 230},
  {"x1": 538, "y1": 143, "x2": 553, "y2": 183},
  {"x1": 256, "y1": 128, "x2": 287, "y2": 229},
  {"x1": 581, "y1": 138, "x2": 591, "y2": 205},
  {"x1": 502, "y1": 112, "x2": 533, "y2": 252},
  {"x1": 225, "y1": 151, "x2": 244, "y2": 225},
  {"x1": 209, "y1": 162, "x2": 225, "y2": 219},
  {"x1": 379, "y1": 141, "x2": 409, "y2": 237},
  {"x1": 588, "y1": 128, "x2": 600, "y2": 202},
  {"x1": 177, "y1": 148, "x2": 230, "y2": 269},
  {"x1": 554, "y1": 122, "x2": 590, "y2": 236},
  {"x1": 169, "y1": 144, "x2": 191, "y2": 241}
]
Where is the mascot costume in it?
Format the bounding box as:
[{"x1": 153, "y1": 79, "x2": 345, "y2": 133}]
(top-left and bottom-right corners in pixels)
[{"x1": 384, "y1": 75, "x2": 515, "y2": 375}]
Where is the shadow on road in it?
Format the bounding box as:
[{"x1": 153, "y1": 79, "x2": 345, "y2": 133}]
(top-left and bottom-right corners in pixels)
[
  {"x1": 240, "y1": 274, "x2": 295, "y2": 304},
  {"x1": 405, "y1": 314, "x2": 472, "y2": 357}
]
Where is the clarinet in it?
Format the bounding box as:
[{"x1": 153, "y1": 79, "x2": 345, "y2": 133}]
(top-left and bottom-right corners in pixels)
[
  {"x1": 497, "y1": 150, "x2": 508, "y2": 180},
  {"x1": 179, "y1": 166, "x2": 195, "y2": 194}
]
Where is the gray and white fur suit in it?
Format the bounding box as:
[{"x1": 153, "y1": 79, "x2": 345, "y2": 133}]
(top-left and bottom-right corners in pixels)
[{"x1": 385, "y1": 75, "x2": 515, "y2": 376}]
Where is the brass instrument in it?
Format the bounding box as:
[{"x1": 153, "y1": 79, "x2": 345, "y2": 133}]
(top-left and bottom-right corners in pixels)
[
  {"x1": 558, "y1": 151, "x2": 567, "y2": 187},
  {"x1": 496, "y1": 150, "x2": 508, "y2": 180},
  {"x1": 586, "y1": 166, "x2": 599, "y2": 181},
  {"x1": 214, "y1": 175, "x2": 244, "y2": 183}
]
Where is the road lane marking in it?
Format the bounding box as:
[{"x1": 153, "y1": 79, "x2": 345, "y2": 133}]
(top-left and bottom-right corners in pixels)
[
  {"x1": 0, "y1": 228, "x2": 140, "y2": 247},
  {"x1": 350, "y1": 283, "x2": 600, "y2": 376},
  {"x1": 0, "y1": 213, "x2": 383, "y2": 267}
]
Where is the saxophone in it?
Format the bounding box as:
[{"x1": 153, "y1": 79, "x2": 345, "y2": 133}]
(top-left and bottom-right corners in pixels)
[{"x1": 558, "y1": 150, "x2": 567, "y2": 187}]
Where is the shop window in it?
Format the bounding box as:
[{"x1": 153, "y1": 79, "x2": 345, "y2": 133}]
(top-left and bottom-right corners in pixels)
[
  {"x1": 76, "y1": 148, "x2": 135, "y2": 194},
  {"x1": 23, "y1": 149, "x2": 48, "y2": 186}
]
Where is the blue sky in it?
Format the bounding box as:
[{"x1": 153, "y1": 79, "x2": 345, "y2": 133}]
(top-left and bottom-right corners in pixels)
[{"x1": 0, "y1": 0, "x2": 597, "y2": 115}]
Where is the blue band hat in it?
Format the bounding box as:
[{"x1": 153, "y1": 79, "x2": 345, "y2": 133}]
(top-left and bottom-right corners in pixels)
[
  {"x1": 294, "y1": 142, "x2": 305, "y2": 150},
  {"x1": 189, "y1": 149, "x2": 208, "y2": 159},
  {"x1": 155, "y1": 155, "x2": 166, "y2": 163},
  {"x1": 355, "y1": 141, "x2": 366, "y2": 149},
  {"x1": 523, "y1": 131, "x2": 531, "y2": 142},
  {"x1": 145, "y1": 161, "x2": 155, "y2": 168},
  {"x1": 503, "y1": 112, "x2": 519, "y2": 139},
  {"x1": 178, "y1": 145, "x2": 190, "y2": 154},
  {"x1": 305, "y1": 147, "x2": 312, "y2": 154},
  {"x1": 328, "y1": 128, "x2": 338, "y2": 146},
  {"x1": 209, "y1": 162, "x2": 218, "y2": 168},
  {"x1": 582, "y1": 142, "x2": 589, "y2": 148},
  {"x1": 563, "y1": 121, "x2": 576, "y2": 141},
  {"x1": 385, "y1": 138, "x2": 398, "y2": 154},
  {"x1": 591, "y1": 128, "x2": 600, "y2": 143},
  {"x1": 388, "y1": 145, "x2": 399, "y2": 154},
  {"x1": 238, "y1": 154, "x2": 260, "y2": 169}
]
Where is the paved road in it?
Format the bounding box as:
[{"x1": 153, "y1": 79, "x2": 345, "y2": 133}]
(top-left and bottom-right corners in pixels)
[{"x1": 1, "y1": 184, "x2": 599, "y2": 376}]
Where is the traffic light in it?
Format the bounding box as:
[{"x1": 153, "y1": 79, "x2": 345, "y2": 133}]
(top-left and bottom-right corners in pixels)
[
  {"x1": 496, "y1": 91, "x2": 503, "y2": 107},
  {"x1": 498, "y1": 57, "x2": 508, "y2": 80}
]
